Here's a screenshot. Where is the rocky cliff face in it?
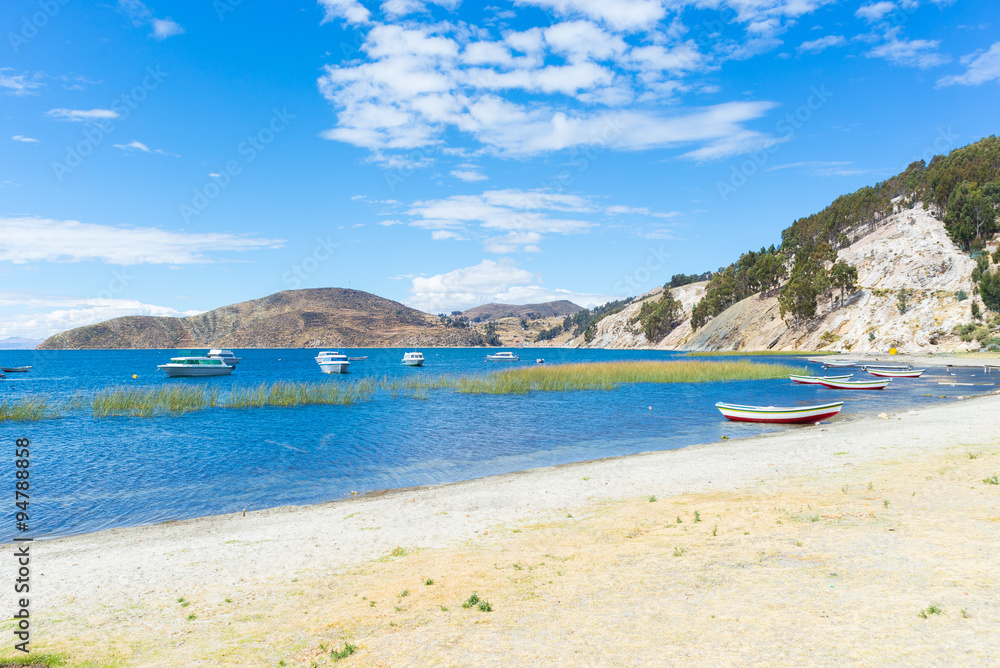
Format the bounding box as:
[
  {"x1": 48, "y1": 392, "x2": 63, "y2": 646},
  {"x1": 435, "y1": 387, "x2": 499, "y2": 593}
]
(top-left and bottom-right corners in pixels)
[
  {"x1": 39, "y1": 288, "x2": 483, "y2": 349},
  {"x1": 577, "y1": 206, "x2": 981, "y2": 352}
]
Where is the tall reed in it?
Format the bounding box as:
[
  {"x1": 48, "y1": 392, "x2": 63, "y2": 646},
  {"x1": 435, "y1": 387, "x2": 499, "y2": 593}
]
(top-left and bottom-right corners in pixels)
[{"x1": 0, "y1": 397, "x2": 50, "y2": 421}]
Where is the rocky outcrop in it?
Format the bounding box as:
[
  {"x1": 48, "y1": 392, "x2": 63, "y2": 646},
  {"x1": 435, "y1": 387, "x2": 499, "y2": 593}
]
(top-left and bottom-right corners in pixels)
[
  {"x1": 39, "y1": 288, "x2": 483, "y2": 349},
  {"x1": 577, "y1": 206, "x2": 982, "y2": 353}
]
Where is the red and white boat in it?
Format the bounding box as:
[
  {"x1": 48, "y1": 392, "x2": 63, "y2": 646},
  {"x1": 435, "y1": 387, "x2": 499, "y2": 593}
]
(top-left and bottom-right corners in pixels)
[
  {"x1": 867, "y1": 368, "x2": 925, "y2": 378},
  {"x1": 789, "y1": 374, "x2": 852, "y2": 385},
  {"x1": 818, "y1": 378, "x2": 891, "y2": 390},
  {"x1": 715, "y1": 401, "x2": 844, "y2": 424}
]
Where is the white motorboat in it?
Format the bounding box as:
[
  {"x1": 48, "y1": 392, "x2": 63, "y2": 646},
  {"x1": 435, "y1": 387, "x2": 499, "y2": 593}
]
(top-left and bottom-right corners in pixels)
[
  {"x1": 315, "y1": 351, "x2": 351, "y2": 374},
  {"x1": 486, "y1": 351, "x2": 519, "y2": 361},
  {"x1": 158, "y1": 356, "x2": 234, "y2": 377},
  {"x1": 402, "y1": 351, "x2": 424, "y2": 367},
  {"x1": 206, "y1": 349, "x2": 241, "y2": 365}
]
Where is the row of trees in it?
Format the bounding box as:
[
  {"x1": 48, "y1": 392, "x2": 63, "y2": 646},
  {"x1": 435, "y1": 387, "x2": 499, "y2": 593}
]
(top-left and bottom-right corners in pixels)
[
  {"x1": 689, "y1": 246, "x2": 786, "y2": 329},
  {"x1": 631, "y1": 291, "x2": 682, "y2": 342}
]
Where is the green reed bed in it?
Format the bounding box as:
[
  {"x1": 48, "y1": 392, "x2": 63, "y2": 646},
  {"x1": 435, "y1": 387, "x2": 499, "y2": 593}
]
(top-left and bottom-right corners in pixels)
[
  {"x1": 0, "y1": 397, "x2": 52, "y2": 422},
  {"x1": 88, "y1": 380, "x2": 375, "y2": 418},
  {"x1": 452, "y1": 359, "x2": 805, "y2": 395},
  {"x1": 684, "y1": 350, "x2": 836, "y2": 357}
]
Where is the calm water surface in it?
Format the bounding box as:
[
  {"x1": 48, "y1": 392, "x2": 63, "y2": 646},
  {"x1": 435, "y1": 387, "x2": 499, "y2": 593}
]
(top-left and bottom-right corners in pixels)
[{"x1": 0, "y1": 348, "x2": 993, "y2": 542}]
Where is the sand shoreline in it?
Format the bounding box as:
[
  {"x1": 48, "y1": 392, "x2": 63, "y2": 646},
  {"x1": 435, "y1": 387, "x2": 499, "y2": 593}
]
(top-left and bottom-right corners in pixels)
[{"x1": 4, "y1": 391, "x2": 1000, "y2": 665}]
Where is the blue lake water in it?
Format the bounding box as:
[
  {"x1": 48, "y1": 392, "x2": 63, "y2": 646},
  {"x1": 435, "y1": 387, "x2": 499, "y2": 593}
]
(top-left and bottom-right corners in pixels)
[{"x1": 1, "y1": 347, "x2": 995, "y2": 542}]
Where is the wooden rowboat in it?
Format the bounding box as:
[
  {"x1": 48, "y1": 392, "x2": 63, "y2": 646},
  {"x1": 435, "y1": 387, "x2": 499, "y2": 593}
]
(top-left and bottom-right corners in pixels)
[
  {"x1": 789, "y1": 374, "x2": 852, "y2": 384},
  {"x1": 715, "y1": 401, "x2": 844, "y2": 424},
  {"x1": 1, "y1": 366, "x2": 31, "y2": 372},
  {"x1": 867, "y1": 368, "x2": 924, "y2": 378},
  {"x1": 821, "y1": 360, "x2": 857, "y2": 368},
  {"x1": 818, "y1": 378, "x2": 891, "y2": 390}
]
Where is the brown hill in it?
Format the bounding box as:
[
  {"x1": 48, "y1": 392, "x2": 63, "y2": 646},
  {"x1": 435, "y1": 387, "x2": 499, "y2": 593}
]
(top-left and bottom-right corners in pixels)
[
  {"x1": 38, "y1": 288, "x2": 483, "y2": 349},
  {"x1": 461, "y1": 300, "x2": 584, "y2": 322}
]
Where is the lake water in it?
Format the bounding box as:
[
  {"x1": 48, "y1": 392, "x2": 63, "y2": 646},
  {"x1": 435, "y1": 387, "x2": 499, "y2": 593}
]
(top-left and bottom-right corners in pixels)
[{"x1": 1, "y1": 348, "x2": 994, "y2": 542}]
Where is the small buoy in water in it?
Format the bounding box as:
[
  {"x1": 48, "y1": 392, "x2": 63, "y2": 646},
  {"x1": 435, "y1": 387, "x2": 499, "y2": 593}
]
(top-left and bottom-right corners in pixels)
[
  {"x1": 648, "y1": 406, "x2": 652, "y2": 410},
  {"x1": 132, "y1": 374, "x2": 137, "y2": 379}
]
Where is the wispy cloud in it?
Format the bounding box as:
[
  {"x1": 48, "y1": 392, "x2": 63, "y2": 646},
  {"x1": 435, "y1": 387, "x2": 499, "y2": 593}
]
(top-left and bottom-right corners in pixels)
[
  {"x1": 46, "y1": 108, "x2": 120, "y2": 122},
  {"x1": 766, "y1": 160, "x2": 876, "y2": 177},
  {"x1": 118, "y1": 0, "x2": 184, "y2": 39},
  {"x1": 0, "y1": 216, "x2": 283, "y2": 265},
  {"x1": 113, "y1": 140, "x2": 180, "y2": 156},
  {"x1": 11, "y1": 135, "x2": 40, "y2": 143},
  {"x1": 798, "y1": 35, "x2": 846, "y2": 54},
  {"x1": 450, "y1": 164, "x2": 488, "y2": 182},
  {"x1": 866, "y1": 38, "x2": 951, "y2": 69},
  {"x1": 318, "y1": 0, "x2": 371, "y2": 24},
  {"x1": 855, "y1": 2, "x2": 897, "y2": 23},
  {"x1": 0, "y1": 69, "x2": 43, "y2": 96},
  {"x1": 937, "y1": 42, "x2": 1000, "y2": 86}
]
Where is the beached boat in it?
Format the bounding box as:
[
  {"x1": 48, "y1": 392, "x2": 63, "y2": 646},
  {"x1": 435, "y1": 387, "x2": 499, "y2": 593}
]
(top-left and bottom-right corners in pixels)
[
  {"x1": 486, "y1": 351, "x2": 519, "y2": 361},
  {"x1": 821, "y1": 360, "x2": 857, "y2": 368},
  {"x1": 402, "y1": 351, "x2": 424, "y2": 367},
  {"x1": 315, "y1": 351, "x2": 350, "y2": 374},
  {"x1": 157, "y1": 357, "x2": 234, "y2": 377},
  {"x1": 861, "y1": 364, "x2": 911, "y2": 370},
  {"x1": 715, "y1": 401, "x2": 844, "y2": 424},
  {"x1": 867, "y1": 368, "x2": 925, "y2": 378},
  {"x1": 1, "y1": 366, "x2": 31, "y2": 372},
  {"x1": 206, "y1": 349, "x2": 241, "y2": 365},
  {"x1": 817, "y1": 378, "x2": 891, "y2": 390},
  {"x1": 789, "y1": 374, "x2": 852, "y2": 384}
]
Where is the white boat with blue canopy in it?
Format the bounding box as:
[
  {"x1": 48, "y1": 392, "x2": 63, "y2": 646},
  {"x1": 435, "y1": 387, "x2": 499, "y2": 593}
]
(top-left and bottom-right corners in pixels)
[
  {"x1": 315, "y1": 351, "x2": 350, "y2": 374},
  {"x1": 486, "y1": 351, "x2": 519, "y2": 361},
  {"x1": 158, "y1": 356, "x2": 234, "y2": 377}
]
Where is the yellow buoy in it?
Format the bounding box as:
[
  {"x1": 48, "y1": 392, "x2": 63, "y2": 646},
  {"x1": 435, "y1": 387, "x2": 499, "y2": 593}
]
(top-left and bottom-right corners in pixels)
[
  {"x1": 132, "y1": 374, "x2": 138, "y2": 379},
  {"x1": 889, "y1": 348, "x2": 898, "y2": 355}
]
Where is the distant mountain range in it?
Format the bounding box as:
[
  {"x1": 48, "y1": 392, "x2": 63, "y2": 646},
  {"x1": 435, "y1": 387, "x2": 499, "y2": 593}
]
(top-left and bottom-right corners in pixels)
[
  {"x1": 38, "y1": 288, "x2": 484, "y2": 349},
  {"x1": 461, "y1": 300, "x2": 584, "y2": 321},
  {"x1": 0, "y1": 337, "x2": 42, "y2": 350}
]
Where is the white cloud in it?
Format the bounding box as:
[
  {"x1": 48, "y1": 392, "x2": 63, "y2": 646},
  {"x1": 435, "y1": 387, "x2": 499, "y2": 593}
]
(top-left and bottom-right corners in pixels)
[
  {"x1": 114, "y1": 140, "x2": 151, "y2": 152},
  {"x1": 11, "y1": 135, "x2": 40, "y2": 143},
  {"x1": 318, "y1": 0, "x2": 372, "y2": 24},
  {"x1": 0, "y1": 293, "x2": 202, "y2": 340},
  {"x1": 450, "y1": 164, "x2": 488, "y2": 181},
  {"x1": 0, "y1": 69, "x2": 43, "y2": 96},
  {"x1": 118, "y1": 1, "x2": 184, "y2": 39},
  {"x1": 514, "y1": 0, "x2": 665, "y2": 31},
  {"x1": 798, "y1": 35, "x2": 846, "y2": 53},
  {"x1": 483, "y1": 231, "x2": 543, "y2": 253},
  {"x1": 46, "y1": 108, "x2": 120, "y2": 122},
  {"x1": 867, "y1": 38, "x2": 950, "y2": 69},
  {"x1": 766, "y1": 160, "x2": 874, "y2": 177},
  {"x1": 855, "y1": 2, "x2": 896, "y2": 22},
  {"x1": 151, "y1": 18, "x2": 184, "y2": 39},
  {"x1": 937, "y1": 42, "x2": 1000, "y2": 86},
  {"x1": 317, "y1": 16, "x2": 784, "y2": 164},
  {"x1": 406, "y1": 258, "x2": 613, "y2": 312},
  {"x1": 0, "y1": 217, "x2": 284, "y2": 265}
]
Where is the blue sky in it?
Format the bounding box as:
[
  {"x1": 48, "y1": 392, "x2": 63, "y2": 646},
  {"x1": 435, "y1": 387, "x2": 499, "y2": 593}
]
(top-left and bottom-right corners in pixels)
[{"x1": 1, "y1": 0, "x2": 998, "y2": 339}]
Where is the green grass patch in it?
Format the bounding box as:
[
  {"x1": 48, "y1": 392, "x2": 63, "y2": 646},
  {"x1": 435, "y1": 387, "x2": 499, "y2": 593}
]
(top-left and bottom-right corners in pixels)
[
  {"x1": 331, "y1": 643, "x2": 356, "y2": 661},
  {"x1": 684, "y1": 350, "x2": 837, "y2": 357},
  {"x1": 0, "y1": 397, "x2": 52, "y2": 422}
]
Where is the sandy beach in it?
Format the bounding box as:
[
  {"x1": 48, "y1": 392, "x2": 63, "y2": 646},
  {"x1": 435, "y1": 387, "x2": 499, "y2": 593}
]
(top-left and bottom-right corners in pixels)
[{"x1": 3, "y1": 388, "x2": 1000, "y2": 666}]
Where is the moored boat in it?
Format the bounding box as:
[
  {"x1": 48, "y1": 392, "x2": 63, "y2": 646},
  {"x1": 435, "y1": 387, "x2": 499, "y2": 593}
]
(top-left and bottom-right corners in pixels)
[
  {"x1": 818, "y1": 378, "x2": 891, "y2": 390},
  {"x1": 348, "y1": 356, "x2": 367, "y2": 361},
  {"x1": 486, "y1": 351, "x2": 519, "y2": 361},
  {"x1": 1, "y1": 366, "x2": 31, "y2": 372},
  {"x1": 821, "y1": 360, "x2": 857, "y2": 368},
  {"x1": 789, "y1": 374, "x2": 852, "y2": 384},
  {"x1": 157, "y1": 357, "x2": 234, "y2": 377},
  {"x1": 315, "y1": 351, "x2": 350, "y2": 374},
  {"x1": 867, "y1": 368, "x2": 925, "y2": 378},
  {"x1": 715, "y1": 401, "x2": 844, "y2": 424},
  {"x1": 206, "y1": 349, "x2": 241, "y2": 365},
  {"x1": 402, "y1": 351, "x2": 424, "y2": 367}
]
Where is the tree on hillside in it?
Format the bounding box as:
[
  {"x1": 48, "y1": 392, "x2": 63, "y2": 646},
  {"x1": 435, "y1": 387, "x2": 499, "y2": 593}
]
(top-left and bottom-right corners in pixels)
[
  {"x1": 778, "y1": 249, "x2": 830, "y2": 324},
  {"x1": 980, "y1": 270, "x2": 1000, "y2": 312},
  {"x1": 945, "y1": 182, "x2": 997, "y2": 250},
  {"x1": 829, "y1": 261, "x2": 859, "y2": 307},
  {"x1": 632, "y1": 291, "x2": 682, "y2": 342}
]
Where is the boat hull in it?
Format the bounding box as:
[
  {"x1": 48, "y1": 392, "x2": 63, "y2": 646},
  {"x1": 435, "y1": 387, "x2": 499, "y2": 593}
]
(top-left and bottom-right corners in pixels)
[
  {"x1": 715, "y1": 402, "x2": 843, "y2": 424},
  {"x1": 402, "y1": 359, "x2": 423, "y2": 367},
  {"x1": 867, "y1": 369, "x2": 924, "y2": 378},
  {"x1": 1, "y1": 366, "x2": 30, "y2": 372},
  {"x1": 818, "y1": 379, "x2": 890, "y2": 389},
  {"x1": 158, "y1": 365, "x2": 234, "y2": 377},
  {"x1": 319, "y1": 362, "x2": 350, "y2": 374},
  {"x1": 789, "y1": 374, "x2": 851, "y2": 384}
]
